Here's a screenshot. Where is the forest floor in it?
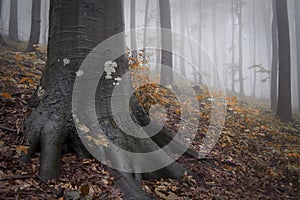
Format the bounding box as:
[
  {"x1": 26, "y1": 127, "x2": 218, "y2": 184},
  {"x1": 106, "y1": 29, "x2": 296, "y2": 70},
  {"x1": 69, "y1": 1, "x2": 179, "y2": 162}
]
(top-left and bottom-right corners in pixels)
[{"x1": 0, "y1": 45, "x2": 299, "y2": 199}]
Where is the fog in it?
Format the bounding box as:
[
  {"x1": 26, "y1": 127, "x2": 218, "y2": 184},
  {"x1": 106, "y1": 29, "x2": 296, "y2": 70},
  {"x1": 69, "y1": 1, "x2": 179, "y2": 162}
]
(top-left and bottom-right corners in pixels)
[{"x1": 0, "y1": 0, "x2": 299, "y2": 111}]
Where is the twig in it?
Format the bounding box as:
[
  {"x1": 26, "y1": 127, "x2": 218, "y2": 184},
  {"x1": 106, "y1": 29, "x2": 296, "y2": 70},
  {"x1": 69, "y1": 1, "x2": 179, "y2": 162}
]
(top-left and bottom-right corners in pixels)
[
  {"x1": 0, "y1": 125, "x2": 16, "y2": 132},
  {"x1": 0, "y1": 175, "x2": 32, "y2": 181}
]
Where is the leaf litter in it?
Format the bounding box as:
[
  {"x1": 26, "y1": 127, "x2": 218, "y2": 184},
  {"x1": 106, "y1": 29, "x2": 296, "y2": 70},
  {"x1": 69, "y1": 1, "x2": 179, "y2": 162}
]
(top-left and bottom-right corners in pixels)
[{"x1": 0, "y1": 48, "x2": 299, "y2": 199}]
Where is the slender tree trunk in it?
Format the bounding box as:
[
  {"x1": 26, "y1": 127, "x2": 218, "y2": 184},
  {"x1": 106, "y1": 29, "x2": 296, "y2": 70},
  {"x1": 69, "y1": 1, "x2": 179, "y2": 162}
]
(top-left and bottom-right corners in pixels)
[
  {"x1": 231, "y1": 0, "x2": 236, "y2": 93},
  {"x1": 143, "y1": 0, "x2": 149, "y2": 52},
  {"x1": 237, "y1": 0, "x2": 244, "y2": 96},
  {"x1": 159, "y1": 0, "x2": 173, "y2": 86},
  {"x1": 0, "y1": 0, "x2": 6, "y2": 46},
  {"x1": 198, "y1": 0, "x2": 203, "y2": 85},
  {"x1": 276, "y1": 0, "x2": 292, "y2": 122},
  {"x1": 179, "y1": 1, "x2": 186, "y2": 78},
  {"x1": 295, "y1": 0, "x2": 300, "y2": 111},
  {"x1": 252, "y1": 0, "x2": 256, "y2": 98},
  {"x1": 271, "y1": 0, "x2": 278, "y2": 111},
  {"x1": 155, "y1": 0, "x2": 161, "y2": 73},
  {"x1": 26, "y1": 0, "x2": 41, "y2": 52},
  {"x1": 212, "y1": 1, "x2": 218, "y2": 89},
  {"x1": 130, "y1": 0, "x2": 137, "y2": 56},
  {"x1": 9, "y1": 0, "x2": 18, "y2": 41}
]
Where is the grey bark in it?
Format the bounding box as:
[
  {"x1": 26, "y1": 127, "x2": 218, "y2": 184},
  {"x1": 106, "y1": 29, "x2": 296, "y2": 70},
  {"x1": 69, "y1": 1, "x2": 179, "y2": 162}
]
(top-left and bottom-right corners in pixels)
[
  {"x1": 198, "y1": 0, "x2": 203, "y2": 85},
  {"x1": 252, "y1": 0, "x2": 256, "y2": 98},
  {"x1": 9, "y1": 0, "x2": 18, "y2": 41},
  {"x1": 143, "y1": 0, "x2": 149, "y2": 52},
  {"x1": 237, "y1": 0, "x2": 244, "y2": 96},
  {"x1": 155, "y1": 0, "x2": 161, "y2": 73},
  {"x1": 231, "y1": 0, "x2": 236, "y2": 93},
  {"x1": 26, "y1": 0, "x2": 41, "y2": 52},
  {"x1": 271, "y1": 0, "x2": 278, "y2": 111},
  {"x1": 179, "y1": 0, "x2": 186, "y2": 78},
  {"x1": 294, "y1": 0, "x2": 300, "y2": 111},
  {"x1": 275, "y1": 0, "x2": 292, "y2": 122},
  {"x1": 130, "y1": 0, "x2": 137, "y2": 57},
  {"x1": 0, "y1": 0, "x2": 6, "y2": 46},
  {"x1": 159, "y1": 0, "x2": 173, "y2": 85}
]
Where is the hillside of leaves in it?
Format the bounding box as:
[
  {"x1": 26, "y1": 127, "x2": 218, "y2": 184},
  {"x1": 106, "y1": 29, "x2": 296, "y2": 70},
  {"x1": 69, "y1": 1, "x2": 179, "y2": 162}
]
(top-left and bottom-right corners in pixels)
[{"x1": 0, "y1": 45, "x2": 299, "y2": 199}]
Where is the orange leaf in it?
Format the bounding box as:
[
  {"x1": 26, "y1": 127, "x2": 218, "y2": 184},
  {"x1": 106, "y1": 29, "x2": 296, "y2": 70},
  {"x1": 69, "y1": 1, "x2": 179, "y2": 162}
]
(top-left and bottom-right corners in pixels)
[{"x1": 0, "y1": 92, "x2": 12, "y2": 99}]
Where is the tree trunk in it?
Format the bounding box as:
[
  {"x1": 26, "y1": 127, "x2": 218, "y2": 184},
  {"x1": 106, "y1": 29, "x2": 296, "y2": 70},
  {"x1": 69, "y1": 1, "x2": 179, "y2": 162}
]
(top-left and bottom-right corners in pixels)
[
  {"x1": 143, "y1": 0, "x2": 149, "y2": 52},
  {"x1": 275, "y1": 0, "x2": 292, "y2": 122},
  {"x1": 231, "y1": 0, "x2": 236, "y2": 93},
  {"x1": 23, "y1": 0, "x2": 196, "y2": 198},
  {"x1": 212, "y1": 1, "x2": 218, "y2": 89},
  {"x1": 179, "y1": 0, "x2": 186, "y2": 78},
  {"x1": 198, "y1": 0, "x2": 203, "y2": 85},
  {"x1": 294, "y1": 0, "x2": 300, "y2": 111},
  {"x1": 26, "y1": 0, "x2": 41, "y2": 52},
  {"x1": 159, "y1": 0, "x2": 173, "y2": 86},
  {"x1": 271, "y1": 0, "x2": 278, "y2": 111},
  {"x1": 252, "y1": 0, "x2": 256, "y2": 98},
  {"x1": 130, "y1": 0, "x2": 137, "y2": 57},
  {"x1": 237, "y1": 0, "x2": 244, "y2": 96},
  {"x1": 155, "y1": 0, "x2": 161, "y2": 73},
  {"x1": 0, "y1": 0, "x2": 7, "y2": 47},
  {"x1": 9, "y1": 0, "x2": 18, "y2": 41}
]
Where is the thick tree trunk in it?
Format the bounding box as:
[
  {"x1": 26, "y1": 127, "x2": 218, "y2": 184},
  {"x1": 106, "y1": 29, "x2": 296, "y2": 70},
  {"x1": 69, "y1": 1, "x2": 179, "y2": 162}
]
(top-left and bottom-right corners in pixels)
[
  {"x1": 26, "y1": 0, "x2": 41, "y2": 52},
  {"x1": 295, "y1": 0, "x2": 300, "y2": 111},
  {"x1": 23, "y1": 0, "x2": 196, "y2": 198},
  {"x1": 9, "y1": 0, "x2": 18, "y2": 41},
  {"x1": 275, "y1": 0, "x2": 292, "y2": 122},
  {"x1": 271, "y1": 0, "x2": 278, "y2": 111},
  {"x1": 159, "y1": 0, "x2": 173, "y2": 86}
]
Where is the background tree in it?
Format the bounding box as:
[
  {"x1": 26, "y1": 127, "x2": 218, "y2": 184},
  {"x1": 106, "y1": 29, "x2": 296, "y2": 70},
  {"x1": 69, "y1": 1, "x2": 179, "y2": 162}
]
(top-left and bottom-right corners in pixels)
[
  {"x1": 130, "y1": 0, "x2": 137, "y2": 57},
  {"x1": 159, "y1": 0, "x2": 173, "y2": 85},
  {"x1": 295, "y1": 0, "x2": 300, "y2": 111},
  {"x1": 275, "y1": 0, "x2": 292, "y2": 122},
  {"x1": 9, "y1": 0, "x2": 18, "y2": 41},
  {"x1": 271, "y1": 0, "x2": 278, "y2": 111},
  {"x1": 237, "y1": 0, "x2": 244, "y2": 96},
  {"x1": 0, "y1": 0, "x2": 7, "y2": 46},
  {"x1": 26, "y1": 0, "x2": 41, "y2": 52}
]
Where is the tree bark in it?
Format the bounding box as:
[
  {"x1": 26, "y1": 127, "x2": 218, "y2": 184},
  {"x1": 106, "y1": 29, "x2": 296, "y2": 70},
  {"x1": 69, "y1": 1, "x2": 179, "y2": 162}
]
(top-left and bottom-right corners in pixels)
[
  {"x1": 275, "y1": 0, "x2": 292, "y2": 122},
  {"x1": 179, "y1": 0, "x2": 186, "y2": 78},
  {"x1": 130, "y1": 0, "x2": 137, "y2": 57},
  {"x1": 252, "y1": 0, "x2": 257, "y2": 98},
  {"x1": 0, "y1": 0, "x2": 7, "y2": 47},
  {"x1": 143, "y1": 0, "x2": 149, "y2": 52},
  {"x1": 237, "y1": 0, "x2": 244, "y2": 96},
  {"x1": 294, "y1": 0, "x2": 300, "y2": 111},
  {"x1": 271, "y1": 0, "x2": 278, "y2": 111},
  {"x1": 9, "y1": 0, "x2": 18, "y2": 41},
  {"x1": 231, "y1": 0, "x2": 236, "y2": 93},
  {"x1": 155, "y1": 0, "x2": 161, "y2": 73},
  {"x1": 159, "y1": 0, "x2": 173, "y2": 86},
  {"x1": 26, "y1": 0, "x2": 41, "y2": 52}
]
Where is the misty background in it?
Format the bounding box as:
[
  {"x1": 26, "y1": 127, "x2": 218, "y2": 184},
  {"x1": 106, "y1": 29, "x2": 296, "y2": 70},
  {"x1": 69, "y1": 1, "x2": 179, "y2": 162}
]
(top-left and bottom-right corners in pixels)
[{"x1": 0, "y1": 0, "x2": 299, "y2": 112}]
